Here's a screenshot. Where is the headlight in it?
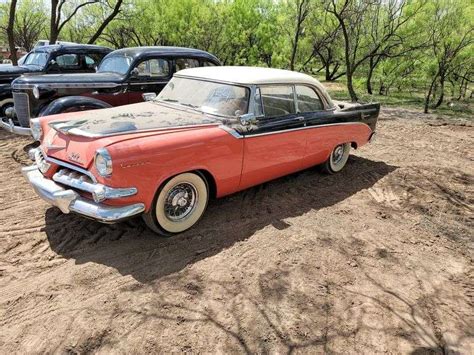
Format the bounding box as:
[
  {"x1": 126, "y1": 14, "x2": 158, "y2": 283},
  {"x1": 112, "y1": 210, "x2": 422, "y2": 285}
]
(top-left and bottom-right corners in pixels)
[
  {"x1": 33, "y1": 85, "x2": 40, "y2": 99},
  {"x1": 30, "y1": 118, "x2": 43, "y2": 141},
  {"x1": 94, "y1": 148, "x2": 113, "y2": 177}
]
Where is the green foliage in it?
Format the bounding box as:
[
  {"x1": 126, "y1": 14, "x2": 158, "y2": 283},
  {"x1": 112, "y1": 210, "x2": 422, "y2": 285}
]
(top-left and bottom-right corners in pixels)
[{"x1": 3, "y1": 0, "x2": 473, "y2": 114}]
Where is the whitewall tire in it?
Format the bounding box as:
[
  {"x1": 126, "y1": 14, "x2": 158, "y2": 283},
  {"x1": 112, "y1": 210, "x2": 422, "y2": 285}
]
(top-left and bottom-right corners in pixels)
[
  {"x1": 322, "y1": 143, "x2": 351, "y2": 174},
  {"x1": 143, "y1": 172, "x2": 209, "y2": 236}
]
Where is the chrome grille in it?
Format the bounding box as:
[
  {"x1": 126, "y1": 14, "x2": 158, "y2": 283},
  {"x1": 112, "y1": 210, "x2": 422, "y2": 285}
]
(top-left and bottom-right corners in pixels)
[{"x1": 13, "y1": 92, "x2": 30, "y2": 126}]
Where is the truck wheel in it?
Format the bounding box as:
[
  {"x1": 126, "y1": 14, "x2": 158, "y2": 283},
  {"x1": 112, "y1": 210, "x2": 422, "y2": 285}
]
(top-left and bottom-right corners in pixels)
[
  {"x1": 143, "y1": 172, "x2": 209, "y2": 237},
  {"x1": 322, "y1": 143, "x2": 351, "y2": 174},
  {"x1": 0, "y1": 99, "x2": 13, "y2": 117}
]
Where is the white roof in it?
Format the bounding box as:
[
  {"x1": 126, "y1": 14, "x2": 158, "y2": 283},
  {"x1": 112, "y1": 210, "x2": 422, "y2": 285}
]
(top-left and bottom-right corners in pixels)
[{"x1": 176, "y1": 66, "x2": 323, "y2": 87}]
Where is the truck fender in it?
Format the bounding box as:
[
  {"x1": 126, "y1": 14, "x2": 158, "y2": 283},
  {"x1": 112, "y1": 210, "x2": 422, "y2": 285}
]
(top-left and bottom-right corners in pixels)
[{"x1": 39, "y1": 96, "x2": 113, "y2": 117}]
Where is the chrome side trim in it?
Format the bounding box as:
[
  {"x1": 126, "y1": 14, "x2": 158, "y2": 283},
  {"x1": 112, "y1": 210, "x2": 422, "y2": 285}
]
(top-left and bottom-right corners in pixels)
[
  {"x1": 13, "y1": 82, "x2": 123, "y2": 90},
  {"x1": 0, "y1": 118, "x2": 32, "y2": 135},
  {"x1": 22, "y1": 165, "x2": 145, "y2": 223},
  {"x1": 49, "y1": 121, "x2": 220, "y2": 138},
  {"x1": 219, "y1": 121, "x2": 371, "y2": 139}
]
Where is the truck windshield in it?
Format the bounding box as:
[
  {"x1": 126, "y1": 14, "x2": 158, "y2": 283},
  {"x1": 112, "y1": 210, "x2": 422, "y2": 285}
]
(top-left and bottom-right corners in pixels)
[
  {"x1": 23, "y1": 52, "x2": 48, "y2": 67},
  {"x1": 98, "y1": 55, "x2": 133, "y2": 75},
  {"x1": 157, "y1": 77, "x2": 250, "y2": 118}
]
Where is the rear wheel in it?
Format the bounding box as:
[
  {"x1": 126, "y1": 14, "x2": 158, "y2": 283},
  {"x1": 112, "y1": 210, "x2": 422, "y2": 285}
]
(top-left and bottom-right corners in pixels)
[
  {"x1": 322, "y1": 143, "x2": 351, "y2": 174},
  {"x1": 143, "y1": 172, "x2": 209, "y2": 237}
]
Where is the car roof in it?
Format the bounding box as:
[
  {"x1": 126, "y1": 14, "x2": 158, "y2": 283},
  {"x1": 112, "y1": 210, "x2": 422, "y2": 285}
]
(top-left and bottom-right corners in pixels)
[
  {"x1": 176, "y1": 66, "x2": 324, "y2": 87},
  {"x1": 106, "y1": 46, "x2": 220, "y2": 63},
  {"x1": 31, "y1": 44, "x2": 112, "y2": 53}
]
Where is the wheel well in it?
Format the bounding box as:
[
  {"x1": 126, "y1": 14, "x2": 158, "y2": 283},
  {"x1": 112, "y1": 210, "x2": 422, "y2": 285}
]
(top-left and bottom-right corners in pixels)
[{"x1": 195, "y1": 169, "x2": 217, "y2": 199}]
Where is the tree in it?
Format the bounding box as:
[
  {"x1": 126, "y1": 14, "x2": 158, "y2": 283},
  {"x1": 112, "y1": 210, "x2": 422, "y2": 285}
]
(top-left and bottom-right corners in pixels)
[
  {"x1": 289, "y1": 0, "x2": 311, "y2": 71},
  {"x1": 423, "y1": 0, "x2": 473, "y2": 113},
  {"x1": 7, "y1": 0, "x2": 18, "y2": 65},
  {"x1": 13, "y1": 0, "x2": 48, "y2": 51},
  {"x1": 49, "y1": 0, "x2": 98, "y2": 44}
]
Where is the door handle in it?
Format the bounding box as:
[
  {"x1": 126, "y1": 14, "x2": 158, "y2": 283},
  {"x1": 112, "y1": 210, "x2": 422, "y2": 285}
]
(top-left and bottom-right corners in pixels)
[{"x1": 296, "y1": 116, "x2": 305, "y2": 121}]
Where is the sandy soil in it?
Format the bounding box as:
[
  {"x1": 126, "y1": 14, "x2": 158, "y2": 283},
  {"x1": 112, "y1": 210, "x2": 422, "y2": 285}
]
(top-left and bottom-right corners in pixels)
[{"x1": 0, "y1": 108, "x2": 472, "y2": 354}]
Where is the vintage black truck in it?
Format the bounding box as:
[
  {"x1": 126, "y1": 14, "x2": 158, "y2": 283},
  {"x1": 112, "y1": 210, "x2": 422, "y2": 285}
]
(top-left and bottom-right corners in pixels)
[
  {"x1": 1, "y1": 47, "x2": 220, "y2": 136},
  {"x1": 0, "y1": 44, "x2": 112, "y2": 121}
]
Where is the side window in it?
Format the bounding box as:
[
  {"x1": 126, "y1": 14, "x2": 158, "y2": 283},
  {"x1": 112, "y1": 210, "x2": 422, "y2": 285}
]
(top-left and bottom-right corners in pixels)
[
  {"x1": 260, "y1": 85, "x2": 296, "y2": 118},
  {"x1": 136, "y1": 58, "x2": 170, "y2": 77},
  {"x1": 296, "y1": 85, "x2": 323, "y2": 112},
  {"x1": 202, "y1": 60, "x2": 217, "y2": 67},
  {"x1": 55, "y1": 54, "x2": 79, "y2": 68},
  {"x1": 175, "y1": 58, "x2": 200, "y2": 71},
  {"x1": 84, "y1": 53, "x2": 103, "y2": 69}
]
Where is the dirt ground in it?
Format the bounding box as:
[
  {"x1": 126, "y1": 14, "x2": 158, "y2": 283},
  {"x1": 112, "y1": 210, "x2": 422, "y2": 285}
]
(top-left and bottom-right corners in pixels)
[{"x1": 0, "y1": 108, "x2": 472, "y2": 354}]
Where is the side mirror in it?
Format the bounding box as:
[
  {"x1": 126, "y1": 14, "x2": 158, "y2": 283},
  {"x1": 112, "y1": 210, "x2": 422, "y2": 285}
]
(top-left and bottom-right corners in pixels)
[
  {"x1": 49, "y1": 59, "x2": 57, "y2": 66},
  {"x1": 239, "y1": 113, "x2": 257, "y2": 126},
  {"x1": 142, "y1": 92, "x2": 157, "y2": 101},
  {"x1": 130, "y1": 67, "x2": 140, "y2": 78}
]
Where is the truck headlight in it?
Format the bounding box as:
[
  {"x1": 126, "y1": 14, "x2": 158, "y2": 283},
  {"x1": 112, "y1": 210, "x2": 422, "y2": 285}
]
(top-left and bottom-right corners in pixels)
[
  {"x1": 30, "y1": 118, "x2": 43, "y2": 141},
  {"x1": 33, "y1": 85, "x2": 40, "y2": 99},
  {"x1": 94, "y1": 148, "x2": 112, "y2": 177}
]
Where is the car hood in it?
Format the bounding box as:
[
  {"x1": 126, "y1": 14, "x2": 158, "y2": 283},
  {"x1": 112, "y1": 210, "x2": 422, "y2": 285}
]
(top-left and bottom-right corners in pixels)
[
  {"x1": 41, "y1": 101, "x2": 225, "y2": 168},
  {"x1": 12, "y1": 72, "x2": 124, "y2": 88},
  {"x1": 0, "y1": 65, "x2": 38, "y2": 83}
]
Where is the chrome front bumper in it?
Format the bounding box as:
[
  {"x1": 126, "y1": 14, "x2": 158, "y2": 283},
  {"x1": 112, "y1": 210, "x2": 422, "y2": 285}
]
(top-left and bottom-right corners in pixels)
[
  {"x1": 22, "y1": 165, "x2": 145, "y2": 223},
  {"x1": 0, "y1": 118, "x2": 31, "y2": 136}
]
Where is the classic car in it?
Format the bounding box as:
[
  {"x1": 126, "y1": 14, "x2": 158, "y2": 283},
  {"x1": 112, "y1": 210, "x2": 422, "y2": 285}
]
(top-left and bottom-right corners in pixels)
[
  {"x1": 23, "y1": 66, "x2": 379, "y2": 236},
  {"x1": 0, "y1": 44, "x2": 112, "y2": 120},
  {"x1": 2, "y1": 46, "x2": 220, "y2": 135}
]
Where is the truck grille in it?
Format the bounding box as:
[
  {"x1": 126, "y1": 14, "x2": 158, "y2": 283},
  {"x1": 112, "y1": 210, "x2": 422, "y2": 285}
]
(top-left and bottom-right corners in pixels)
[{"x1": 13, "y1": 92, "x2": 30, "y2": 127}]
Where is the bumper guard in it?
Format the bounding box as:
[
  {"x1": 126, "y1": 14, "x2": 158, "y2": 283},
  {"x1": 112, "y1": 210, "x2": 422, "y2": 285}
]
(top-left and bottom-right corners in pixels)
[{"x1": 22, "y1": 165, "x2": 145, "y2": 223}]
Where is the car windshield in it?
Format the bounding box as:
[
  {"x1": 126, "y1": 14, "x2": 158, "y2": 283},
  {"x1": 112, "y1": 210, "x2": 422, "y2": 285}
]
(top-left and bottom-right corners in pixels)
[
  {"x1": 97, "y1": 55, "x2": 133, "y2": 74},
  {"x1": 23, "y1": 52, "x2": 48, "y2": 67},
  {"x1": 157, "y1": 77, "x2": 250, "y2": 118}
]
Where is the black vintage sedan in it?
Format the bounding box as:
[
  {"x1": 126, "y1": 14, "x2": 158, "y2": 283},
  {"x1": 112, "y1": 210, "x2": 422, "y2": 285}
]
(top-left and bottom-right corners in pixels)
[
  {"x1": 2, "y1": 47, "x2": 220, "y2": 135},
  {"x1": 0, "y1": 44, "x2": 112, "y2": 118}
]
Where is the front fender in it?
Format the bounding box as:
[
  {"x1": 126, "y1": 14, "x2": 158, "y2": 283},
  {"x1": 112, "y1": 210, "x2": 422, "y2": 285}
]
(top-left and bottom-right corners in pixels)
[{"x1": 40, "y1": 96, "x2": 113, "y2": 117}]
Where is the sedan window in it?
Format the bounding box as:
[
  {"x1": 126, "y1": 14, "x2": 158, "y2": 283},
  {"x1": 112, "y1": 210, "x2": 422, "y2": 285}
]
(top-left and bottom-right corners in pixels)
[
  {"x1": 260, "y1": 86, "x2": 296, "y2": 118},
  {"x1": 175, "y1": 58, "x2": 200, "y2": 71},
  {"x1": 55, "y1": 54, "x2": 79, "y2": 68},
  {"x1": 136, "y1": 58, "x2": 169, "y2": 77},
  {"x1": 296, "y1": 85, "x2": 323, "y2": 112}
]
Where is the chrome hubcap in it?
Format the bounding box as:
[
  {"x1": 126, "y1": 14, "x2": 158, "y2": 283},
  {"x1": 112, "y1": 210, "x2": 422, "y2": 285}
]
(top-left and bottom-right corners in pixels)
[
  {"x1": 332, "y1": 145, "x2": 345, "y2": 165},
  {"x1": 164, "y1": 183, "x2": 197, "y2": 221}
]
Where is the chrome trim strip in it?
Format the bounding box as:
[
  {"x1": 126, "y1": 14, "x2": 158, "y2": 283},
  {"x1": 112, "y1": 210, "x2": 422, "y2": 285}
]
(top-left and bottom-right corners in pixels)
[
  {"x1": 219, "y1": 121, "x2": 371, "y2": 139},
  {"x1": 0, "y1": 118, "x2": 32, "y2": 135},
  {"x1": 13, "y1": 82, "x2": 123, "y2": 90},
  {"x1": 129, "y1": 81, "x2": 168, "y2": 86},
  {"x1": 50, "y1": 122, "x2": 220, "y2": 138},
  {"x1": 22, "y1": 165, "x2": 144, "y2": 223}
]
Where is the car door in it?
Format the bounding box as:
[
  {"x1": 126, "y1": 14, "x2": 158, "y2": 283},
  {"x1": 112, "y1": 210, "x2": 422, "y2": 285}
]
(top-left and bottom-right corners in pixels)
[
  {"x1": 240, "y1": 85, "x2": 307, "y2": 190},
  {"x1": 127, "y1": 58, "x2": 171, "y2": 104},
  {"x1": 295, "y1": 85, "x2": 343, "y2": 168}
]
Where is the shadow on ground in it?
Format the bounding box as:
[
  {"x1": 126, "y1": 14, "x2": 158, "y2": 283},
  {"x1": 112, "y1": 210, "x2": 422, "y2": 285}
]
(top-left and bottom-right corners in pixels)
[{"x1": 43, "y1": 156, "x2": 397, "y2": 283}]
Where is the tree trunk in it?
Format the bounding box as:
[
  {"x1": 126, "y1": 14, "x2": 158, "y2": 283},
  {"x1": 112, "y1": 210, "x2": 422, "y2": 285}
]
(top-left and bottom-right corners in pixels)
[
  {"x1": 434, "y1": 76, "x2": 445, "y2": 108},
  {"x1": 50, "y1": 0, "x2": 59, "y2": 44},
  {"x1": 88, "y1": 0, "x2": 123, "y2": 44},
  {"x1": 424, "y1": 75, "x2": 438, "y2": 114},
  {"x1": 347, "y1": 69, "x2": 358, "y2": 102},
  {"x1": 367, "y1": 57, "x2": 375, "y2": 95},
  {"x1": 7, "y1": 0, "x2": 18, "y2": 65}
]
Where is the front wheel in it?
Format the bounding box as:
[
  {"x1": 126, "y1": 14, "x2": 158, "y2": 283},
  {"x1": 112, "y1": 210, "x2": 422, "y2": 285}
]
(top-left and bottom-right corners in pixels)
[
  {"x1": 143, "y1": 172, "x2": 209, "y2": 237},
  {"x1": 322, "y1": 143, "x2": 351, "y2": 174}
]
